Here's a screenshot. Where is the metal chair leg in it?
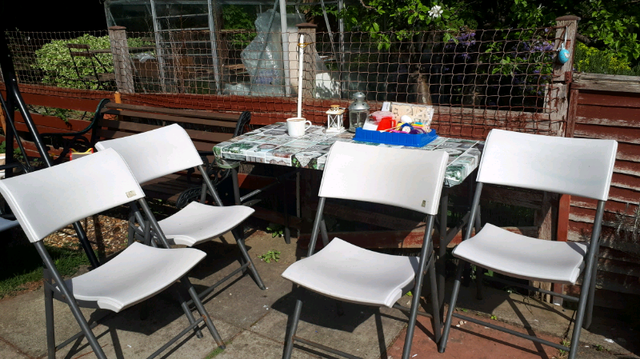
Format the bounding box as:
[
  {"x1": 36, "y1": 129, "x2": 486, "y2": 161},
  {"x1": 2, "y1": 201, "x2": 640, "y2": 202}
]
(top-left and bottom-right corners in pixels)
[
  {"x1": 43, "y1": 272, "x2": 56, "y2": 359},
  {"x1": 127, "y1": 210, "x2": 136, "y2": 245},
  {"x1": 183, "y1": 277, "x2": 225, "y2": 348},
  {"x1": 476, "y1": 266, "x2": 485, "y2": 300},
  {"x1": 282, "y1": 177, "x2": 291, "y2": 244},
  {"x1": 439, "y1": 261, "x2": 465, "y2": 353},
  {"x1": 282, "y1": 297, "x2": 304, "y2": 359},
  {"x1": 234, "y1": 232, "x2": 266, "y2": 290},
  {"x1": 583, "y1": 248, "x2": 599, "y2": 330},
  {"x1": 567, "y1": 260, "x2": 598, "y2": 359},
  {"x1": 36, "y1": 243, "x2": 107, "y2": 359},
  {"x1": 428, "y1": 259, "x2": 442, "y2": 344},
  {"x1": 402, "y1": 252, "x2": 434, "y2": 359},
  {"x1": 175, "y1": 283, "x2": 204, "y2": 339}
]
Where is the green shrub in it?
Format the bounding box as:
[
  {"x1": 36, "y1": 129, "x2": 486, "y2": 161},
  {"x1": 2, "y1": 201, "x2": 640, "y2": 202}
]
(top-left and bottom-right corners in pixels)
[
  {"x1": 574, "y1": 43, "x2": 640, "y2": 76},
  {"x1": 34, "y1": 34, "x2": 152, "y2": 89}
]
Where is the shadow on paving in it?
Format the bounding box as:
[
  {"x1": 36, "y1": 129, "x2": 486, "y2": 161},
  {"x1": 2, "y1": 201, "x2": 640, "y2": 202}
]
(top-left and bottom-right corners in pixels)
[{"x1": 443, "y1": 278, "x2": 640, "y2": 358}]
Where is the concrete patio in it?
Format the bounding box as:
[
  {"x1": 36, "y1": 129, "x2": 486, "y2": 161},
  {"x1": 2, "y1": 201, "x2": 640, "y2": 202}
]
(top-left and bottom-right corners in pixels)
[{"x1": 0, "y1": 229, "x2": 638, "y2": 359}]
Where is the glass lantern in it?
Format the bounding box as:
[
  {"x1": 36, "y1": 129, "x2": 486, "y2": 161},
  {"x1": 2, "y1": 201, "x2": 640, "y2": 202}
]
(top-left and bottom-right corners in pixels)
[
  {"x1": 348, "y1": 92, "x2": 370, "y2": 132},
  {"x1": 326, "y1": 105, "x2": 345, "y2": 133}
]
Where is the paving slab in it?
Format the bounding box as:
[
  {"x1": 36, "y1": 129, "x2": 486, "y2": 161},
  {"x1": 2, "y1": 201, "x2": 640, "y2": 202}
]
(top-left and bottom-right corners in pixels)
[
  {"x1": 189, "y1": 229, "x2": 303, "y2": 329},
  {"x1": 387, "y1": 311, "x2": 561, "y2": 359},
  {"x1": 214, "y1": 330, "x2": 317, "y2": 359},
  {"x1": 0, "y1": 279, "x2": 244, "y2": 359},
  {"x1": 250, "y1": 294, "x2": 411, "y2": 359},
  {"x1": 0, "y1": 338, "x2": 30, "y2": 359},
  {"x1": 449, "y1": 282, "x2": 640, "y2": 357},
  {"x1": 0, "y1": 229, "x2": 638, "y2": 359}
]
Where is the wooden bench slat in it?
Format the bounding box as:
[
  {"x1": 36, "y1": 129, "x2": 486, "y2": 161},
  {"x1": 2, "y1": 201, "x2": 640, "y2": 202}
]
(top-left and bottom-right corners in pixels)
[
  {"x1": 92, "y1": 102, "x2": 249, "y2": 205},
  {"x1": 184, "y1": 129, "x2": 234, "y2": 143},
  {"x1": 96, "y1": 119, "x2": 235, "y2": 145},
  {"x1": 102, "y1": 109, "x2": 237, "y2": 128},
  {"x1": 104, "y1": 102, "x2": 241, "y2": 121},
  {"x1": 97, "y1": 118, "x2": 161, "y2": 133}
]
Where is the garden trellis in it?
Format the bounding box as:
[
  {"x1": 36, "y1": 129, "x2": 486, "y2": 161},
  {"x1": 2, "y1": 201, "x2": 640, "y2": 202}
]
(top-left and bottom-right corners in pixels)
[
  {"x1": 102, "y1": 0, "x2": 345, "y2": 95},
  {"x1": 4, "y1": 16, "x2": 575, "y2": 138}
]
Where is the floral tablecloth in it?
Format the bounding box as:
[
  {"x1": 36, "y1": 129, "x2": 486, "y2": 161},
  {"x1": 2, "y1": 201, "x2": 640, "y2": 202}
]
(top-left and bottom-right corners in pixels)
[{"x1": 213, "y1": 123, "x2": 483, "y2": 187}]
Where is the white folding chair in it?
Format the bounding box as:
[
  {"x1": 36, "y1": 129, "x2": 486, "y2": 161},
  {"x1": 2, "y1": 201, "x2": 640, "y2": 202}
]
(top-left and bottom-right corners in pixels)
[
  {"x1": 95, "y1": 124, "x2": 265, "y2": 299},
  {"x1": 281, "y1": 141, "x2": 449, "y2": 359},
  {"x1": 439, "y1": 129, "x2": 618, "y2": 359},
  {"x1": 0, "y1": 149, "x2": 225, "y2": 359}
]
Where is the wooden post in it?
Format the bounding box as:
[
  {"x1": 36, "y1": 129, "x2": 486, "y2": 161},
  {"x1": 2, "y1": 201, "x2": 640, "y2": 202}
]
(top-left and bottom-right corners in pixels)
[
  {"x1": 553, "y1": 16, "x2": 579, "y2": 83},
  {"x1": 551, "y1": 193, "x2": 572, "y2": 305},
  {"x1": 541, "y1": 15, "x2": 580, "y2": 302},
  {"x1": 532, "y1": 191, "x2": 559, "y2": 301},
  {"x1": 565, "y1": 87, "x2": 579, "y2": 137},
  {"x1": 108, "y1": 26, "x2": 135, "y2": 94},
  {"x1": 548, "y1": 16, "x2": 579, "y2": 137},
  {"x1": 297, "y1": 23, "x2": 317, "y2": 100}
]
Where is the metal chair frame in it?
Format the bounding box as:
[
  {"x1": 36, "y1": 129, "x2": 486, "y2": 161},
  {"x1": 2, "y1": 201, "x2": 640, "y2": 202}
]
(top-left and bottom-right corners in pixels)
[
  {"x1": 0, "y1": 150, "x2": 226, "y2": 359},
  {"x1": 438, "y1": 129, "x2": 617, "y2": 359},
  {"x1": 282, "y1": 142, "x2": 448, "y2": 359},
  {"x1": 96, "y1": 124, "x2": 266, "y2": 300}
]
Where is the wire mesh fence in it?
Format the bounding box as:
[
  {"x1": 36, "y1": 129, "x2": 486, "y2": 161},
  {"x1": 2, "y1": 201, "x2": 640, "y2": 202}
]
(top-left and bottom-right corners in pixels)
[
  {"x1": 4, "y1": 23, "x2": 568, "y2": 136},
  {"x1": 5, "y1": 31, "x2": 113, "y2": 90}
]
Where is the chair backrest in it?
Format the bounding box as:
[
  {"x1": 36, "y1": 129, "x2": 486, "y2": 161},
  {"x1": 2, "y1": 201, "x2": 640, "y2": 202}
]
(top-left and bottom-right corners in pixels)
[
  {"x1": 318, "y1": 141, "x2": 449, "y2": 215},
  {"x1": 477, "y1": 129, "x2": 618, "y2": 201},
  {"x1": 0, "y1": 149, "x2": 144, "y2": 243},
  {"x1": 95, "y1": 123, "x2": 203, "y2": 184}
]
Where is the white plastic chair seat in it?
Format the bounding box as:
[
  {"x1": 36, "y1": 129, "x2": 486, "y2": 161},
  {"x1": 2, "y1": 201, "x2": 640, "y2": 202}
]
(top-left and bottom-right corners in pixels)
[
  {"x1": 64, "y1": 242, "x2": 206, "y2": 312},
  {"x1": 282, "y1": 238, "x2": 420, "y2": 308},
  {"x1": 452, "y1": 223, "x2": 587, "y2": 285},
  {"x1": 158, "y1": 202, "x2": 255, "y2": 246}
]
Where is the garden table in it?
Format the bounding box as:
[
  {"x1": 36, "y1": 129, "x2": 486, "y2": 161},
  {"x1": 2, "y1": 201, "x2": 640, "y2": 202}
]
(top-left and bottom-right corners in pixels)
[
  {"x1": 213, "y1": 122, "x2": 482, "y2": 187},
  {"x1": 213, "y1": 122, "x2": 484, "y2": 316}
]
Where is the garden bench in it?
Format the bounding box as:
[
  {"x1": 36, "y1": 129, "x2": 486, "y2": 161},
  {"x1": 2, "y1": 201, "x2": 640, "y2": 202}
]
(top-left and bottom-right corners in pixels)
[
  {"x1": 38, "y1": 100, "x2": 252, "y2": 205},
  {"x1": 12, "y1": 97, "x2": 293, "y2": 231},
  {"x1": 93, "y1": 102, "x2": 299, "y2": 237},
  {"x1": 93, "y1": 101, "x2": 252, "y2": 204}
]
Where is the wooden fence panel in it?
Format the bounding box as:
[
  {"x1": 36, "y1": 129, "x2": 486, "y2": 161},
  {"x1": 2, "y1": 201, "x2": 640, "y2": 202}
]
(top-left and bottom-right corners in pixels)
[{"x1": 568, "y1": 73, "x2": 640, "y2": 299}]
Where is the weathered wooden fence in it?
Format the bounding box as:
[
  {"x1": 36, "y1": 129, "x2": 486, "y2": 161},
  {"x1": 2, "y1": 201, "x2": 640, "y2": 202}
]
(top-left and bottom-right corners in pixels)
[{"x1": 563, "y1": 72, "x2": 640, "y2": 307}]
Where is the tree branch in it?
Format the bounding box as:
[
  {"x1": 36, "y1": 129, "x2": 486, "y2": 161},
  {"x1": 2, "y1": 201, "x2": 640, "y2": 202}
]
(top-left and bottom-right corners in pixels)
[
  {"x1": 359, "y1": 0, "x2": 375, "y2": 10},
  {"x1": 575, "y1": 33, "x2": 591, "y2": 45}
]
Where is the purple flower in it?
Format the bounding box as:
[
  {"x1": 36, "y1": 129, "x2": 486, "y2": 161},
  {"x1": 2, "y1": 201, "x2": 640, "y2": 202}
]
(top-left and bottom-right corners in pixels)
[{"x1": 531, "y1": 41, "x2": 554, "y2": 52}]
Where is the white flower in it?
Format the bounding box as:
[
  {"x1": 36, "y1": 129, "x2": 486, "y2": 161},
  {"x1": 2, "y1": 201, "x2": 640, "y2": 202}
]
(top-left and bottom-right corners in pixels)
[{"x1": 428, "y1": 5, "x2": 443, "y2": 18}]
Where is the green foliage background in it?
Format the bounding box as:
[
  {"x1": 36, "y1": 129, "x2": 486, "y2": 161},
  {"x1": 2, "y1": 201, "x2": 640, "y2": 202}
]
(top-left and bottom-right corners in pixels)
[
  {"x1": 309, "y1": 0, "x2": 639, "y2": 74},
  {"x1": 574, "y1": 42, "x2": 640, "y2": 75},
  {"x1": 34, "y1": 34, "x2": 151, "y2": 89}
]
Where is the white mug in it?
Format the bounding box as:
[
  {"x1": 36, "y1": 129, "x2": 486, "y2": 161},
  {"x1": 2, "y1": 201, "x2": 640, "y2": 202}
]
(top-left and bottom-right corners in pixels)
[{"x1": 286, "y1": 117, "x2": 312, "y2": 137}]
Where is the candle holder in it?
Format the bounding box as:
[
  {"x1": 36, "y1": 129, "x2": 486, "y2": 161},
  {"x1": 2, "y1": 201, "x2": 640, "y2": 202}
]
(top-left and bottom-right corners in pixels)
[
  {"x1": 348, "y1": 92, "x2": 370, "y2": 132},
  {"x1": 326, "y1": 105, "x2": 345, "y2": 133}
]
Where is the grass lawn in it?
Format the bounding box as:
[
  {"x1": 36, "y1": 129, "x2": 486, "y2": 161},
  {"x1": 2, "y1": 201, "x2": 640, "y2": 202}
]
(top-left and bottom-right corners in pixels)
[{"x1": 0, "y1": 228, "x2": 90, "y2": 299}]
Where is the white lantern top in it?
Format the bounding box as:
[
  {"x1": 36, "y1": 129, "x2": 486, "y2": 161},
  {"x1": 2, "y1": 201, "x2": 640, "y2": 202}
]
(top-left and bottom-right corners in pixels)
[{"x1": 326, "y1": 104, "x2": 345, "y2": 115}]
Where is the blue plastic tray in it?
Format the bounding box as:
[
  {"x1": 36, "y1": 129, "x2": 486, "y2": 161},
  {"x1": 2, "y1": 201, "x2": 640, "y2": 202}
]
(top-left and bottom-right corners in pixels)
[{"x1": 353, "y1": 128, "x2": 438, "y2": 147}]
